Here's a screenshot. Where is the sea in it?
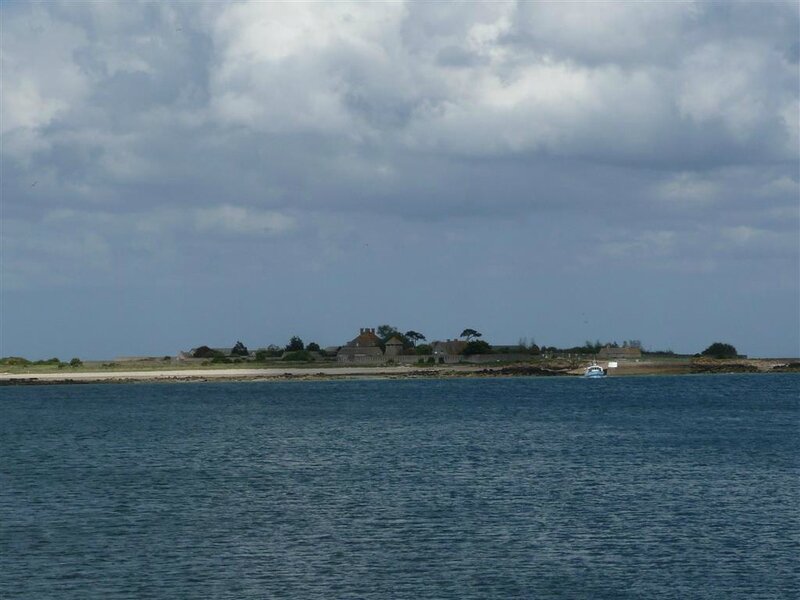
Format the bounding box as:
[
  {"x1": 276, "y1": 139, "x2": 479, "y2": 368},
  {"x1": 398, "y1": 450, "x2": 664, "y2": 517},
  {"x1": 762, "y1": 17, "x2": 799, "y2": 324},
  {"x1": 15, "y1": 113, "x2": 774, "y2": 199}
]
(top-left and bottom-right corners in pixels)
[{"x1": 1, "y1": 374, "x2": 797, "y2": 599}]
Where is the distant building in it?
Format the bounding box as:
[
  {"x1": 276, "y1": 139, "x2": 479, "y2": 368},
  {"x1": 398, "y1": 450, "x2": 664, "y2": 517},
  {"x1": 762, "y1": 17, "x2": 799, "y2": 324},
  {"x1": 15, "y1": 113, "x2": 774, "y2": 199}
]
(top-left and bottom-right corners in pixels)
[
  {"x1": 337, "y1": 328, "x2": 384, "y2": 362},
  {"x1": 597, "y1": 346, "x2": 642, "y2": 359},
  {"x1": 384, "y1": 336, "x2": 405, "y2": 358},
  {"x1": 431, "y1": 339, "x2": 468, "y2": 359}
]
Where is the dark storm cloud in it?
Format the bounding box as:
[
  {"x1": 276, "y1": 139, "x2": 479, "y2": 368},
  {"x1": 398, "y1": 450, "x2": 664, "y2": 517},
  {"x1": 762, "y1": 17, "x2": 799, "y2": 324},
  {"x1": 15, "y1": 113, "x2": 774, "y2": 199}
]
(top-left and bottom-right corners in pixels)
[{"x1": 1, "y1": 1, "x2": 798, "y2": 357}]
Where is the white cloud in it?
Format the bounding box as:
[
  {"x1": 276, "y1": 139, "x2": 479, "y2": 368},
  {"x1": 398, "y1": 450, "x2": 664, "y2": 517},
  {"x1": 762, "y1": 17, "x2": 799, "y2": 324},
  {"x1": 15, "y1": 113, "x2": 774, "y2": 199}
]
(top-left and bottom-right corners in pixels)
[
  {"x1": 656, "y1": 173, "x2": 719, "y2": 205},
  {"x1": 194, "y1": 205, "x2": 296, "y2": 236}
]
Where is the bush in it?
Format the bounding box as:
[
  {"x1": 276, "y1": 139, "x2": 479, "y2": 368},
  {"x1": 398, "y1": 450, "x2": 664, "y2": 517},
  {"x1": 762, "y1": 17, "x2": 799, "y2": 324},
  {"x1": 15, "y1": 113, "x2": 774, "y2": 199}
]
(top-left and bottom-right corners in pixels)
[
  {"x1": 282, "y1": 350, "x2": 313, "y2": 362},
  {"x1": 306, "y1": 342, "x2": 321, "y2": 352},
  {"x1": 701, "y1": 342, "x2": 738, "y2": 359},
  {"x1": 415, "y1": 344, "x2": 432, "y2": 355},
  {"x1": 285, "y1": 336, "x2": 304, "y2": 352},
  {"x1": 255, "y1": 345, "x2": 283, "y2": 360},
  {"x1": 32, "y1": 357, "x2": 61, "y2": 365},
  {"x1": 231, "y1": 341, "x2": 249, "y2": 356},
  {"x1": 211, "y1": 356, "x2": 232, "y2": 364},
  {"x1": 463, "y1": 340, "x2": 492, "y2": 355},
  {"x1": 69, "y1": 358, "x2": 83, "y2": 367},
  {"x1": 0, "y1": 356, "x2": 31, "y2": 366},
  {"x1": 193, "y1": 346, "x2": 219, "y2": 359}
]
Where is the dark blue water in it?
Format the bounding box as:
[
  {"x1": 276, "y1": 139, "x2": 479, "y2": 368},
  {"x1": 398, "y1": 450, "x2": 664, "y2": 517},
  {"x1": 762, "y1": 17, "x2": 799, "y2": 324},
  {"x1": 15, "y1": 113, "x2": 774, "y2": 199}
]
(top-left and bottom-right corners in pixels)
[{"x1": 1, "y1": 375, "x2": 798, "y2": 599}]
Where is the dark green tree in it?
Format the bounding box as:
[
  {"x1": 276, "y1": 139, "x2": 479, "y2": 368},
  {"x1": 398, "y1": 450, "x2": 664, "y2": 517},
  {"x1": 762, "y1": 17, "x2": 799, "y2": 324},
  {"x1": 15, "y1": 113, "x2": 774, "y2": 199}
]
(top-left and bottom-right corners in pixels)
[
  {"x1": 231, "y1": 340, "x2": 249, "y2": 356},
  {"x1": 463, "y1": 340, "x2": 491, "y2": 355},
  {"x1": 405, "y1": 331, "x2": 426, "y2": 346},
  {"x1": 376, "y1": 324, "x2": 411, "y2": 347},
  {"x1": 285, "y1": 336, "x2": 304, "y2": 352},
  {"x1": 192, "y1": 345, "x2": 219, "y2": 359},
  {"x1": 701, "y1": 342, "x2": 738, "y2": 359},
  {"x1": 377, "y1": 324, "x2": 400, "y2": 339},
  {"x1": 306, "y1": 342, "x2": 321, "y2": 352},
  {"x1": 460, "y1": 328, "x2": 482, "y2": 341}
]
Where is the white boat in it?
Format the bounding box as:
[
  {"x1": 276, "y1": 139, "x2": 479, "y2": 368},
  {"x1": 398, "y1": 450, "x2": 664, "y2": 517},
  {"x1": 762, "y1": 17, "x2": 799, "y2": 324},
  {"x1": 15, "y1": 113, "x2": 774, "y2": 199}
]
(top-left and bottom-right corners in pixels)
[{"x1": 584, "y1": 364, "x2": 606, "y2": 378}]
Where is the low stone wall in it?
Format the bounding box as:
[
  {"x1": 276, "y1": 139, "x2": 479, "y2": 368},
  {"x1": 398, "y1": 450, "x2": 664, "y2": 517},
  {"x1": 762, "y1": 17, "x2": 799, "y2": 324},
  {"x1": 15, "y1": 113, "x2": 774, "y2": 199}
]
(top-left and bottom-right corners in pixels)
[{"x1": 339, "y1": 353, "x2": 538, "y2": 365}]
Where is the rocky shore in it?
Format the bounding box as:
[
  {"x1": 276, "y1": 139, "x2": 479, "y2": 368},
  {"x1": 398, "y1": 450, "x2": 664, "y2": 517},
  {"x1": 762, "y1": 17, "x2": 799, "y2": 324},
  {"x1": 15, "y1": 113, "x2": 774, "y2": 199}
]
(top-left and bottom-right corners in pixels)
[{"x1": 0, "y1": 358, "x2": 797, "y2": 386}]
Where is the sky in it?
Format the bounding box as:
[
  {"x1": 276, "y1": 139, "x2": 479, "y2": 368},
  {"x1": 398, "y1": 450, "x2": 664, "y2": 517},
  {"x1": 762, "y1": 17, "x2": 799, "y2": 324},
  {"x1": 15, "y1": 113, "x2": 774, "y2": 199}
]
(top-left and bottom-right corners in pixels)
[{"x1": 2, "y1": 1, "x2": 798, "y2": 360}]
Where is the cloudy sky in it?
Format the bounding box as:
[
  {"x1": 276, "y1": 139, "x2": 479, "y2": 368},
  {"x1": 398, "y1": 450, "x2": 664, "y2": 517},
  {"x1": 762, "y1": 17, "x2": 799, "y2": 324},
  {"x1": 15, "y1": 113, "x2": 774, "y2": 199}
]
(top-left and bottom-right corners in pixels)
[{"x1": 2, "y1": 1, "x2": 798, "y2": 359}]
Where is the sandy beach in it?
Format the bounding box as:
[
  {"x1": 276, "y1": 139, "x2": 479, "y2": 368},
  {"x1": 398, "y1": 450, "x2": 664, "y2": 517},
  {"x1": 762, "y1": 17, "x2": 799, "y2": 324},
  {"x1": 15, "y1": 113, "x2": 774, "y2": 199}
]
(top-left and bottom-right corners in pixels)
[{"x1": 1, "y1": 358, "x2": 796, "y2": 386}]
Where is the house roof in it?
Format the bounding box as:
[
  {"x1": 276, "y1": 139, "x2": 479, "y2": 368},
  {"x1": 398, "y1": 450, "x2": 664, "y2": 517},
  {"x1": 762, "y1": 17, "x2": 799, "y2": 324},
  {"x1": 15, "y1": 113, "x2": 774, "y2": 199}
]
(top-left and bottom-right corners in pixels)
[
  {"x1": 346, "y1": 328, "x2": 381, "y2": 348},
  {"x1": 385, "y1": 336, "x2": 404, "y2": 346}
]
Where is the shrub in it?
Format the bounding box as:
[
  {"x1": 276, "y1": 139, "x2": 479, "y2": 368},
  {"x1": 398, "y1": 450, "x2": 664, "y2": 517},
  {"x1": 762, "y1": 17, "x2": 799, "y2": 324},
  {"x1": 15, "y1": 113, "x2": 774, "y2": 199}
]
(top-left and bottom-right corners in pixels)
[
  {"x1": 69, "y1": 358, "x2": 83, "y2": 367},
  {"x1": 211, "y1": 356, "x2": 232, "y2": 364},
  {"x1": 415, "y1": 344, "x2": 432, "y2": 355},
  {"x1": 282, "y1": 350, "x2": 313, "y2": 362},
  {"x1": 0, "y1": 356, "x2": 31, "y2": 366},
  {"x1": 285, "y1": 336, "x2": 304, "y2": 352},
  {"x1": 33, "y1": 357, "x2": 61, "y2": 365},
  {"x1": 701, "y1": 342, "x2": 738, "y2": 359},
  {"x1": 306, "y1": 342, "x2": 321, "y2": 352},
  {"x1": 231, "y1": 341, "x2": 249, "y2": 356},
  {"x1": 193, "y1": 346, "x2": 218, "y2": 359},
  {"x1": 463, "y1": 340, "x2": 492, "y2": 355}
]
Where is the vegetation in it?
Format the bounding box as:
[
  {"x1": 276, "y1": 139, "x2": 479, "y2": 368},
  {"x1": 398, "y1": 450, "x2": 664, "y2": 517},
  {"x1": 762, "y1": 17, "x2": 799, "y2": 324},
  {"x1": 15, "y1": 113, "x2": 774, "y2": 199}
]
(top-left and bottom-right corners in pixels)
[
  {"x1": 0, "y1": 356, "x2": 32, "y2": 366},
  {"x1": 285, "y1": 336, "x2": 304, "y2": 352},
  {"x1": 460, "y1": 328, "x2": 482, "y2": 341},
  {"x1": 255, "y1": 345, "x2": 283, "y2": 360},
  {"x1": 463, "y1": 340, "x2": 492, "y2": 355},
  {"x1": 701, "y1": 342, "x2": 738, "y2": 359},
  {"x1": 405, "y1": 330, "x2": 426, "y2": 346},
  {"x1": 192, "y1": 345, "x2": 222, "y2": 359},
  {"x1": 282, "y1": 350, "x2": 313, "y2": 362},
  {"x1": 231, "y1": 341, "x2": 249, "y2": 356},
  {"x1": 376, "y1": 324, "x2": 412, "y2": 348},
  {"x1": 306, "y1": 342, "x2": 321, "y2": 352},
  {"x1": 69, "y1": 357, "x2": 83, "y2": 367},
  {"x1": 415, "y1": 343, "x2": 432, "y2": 355}
]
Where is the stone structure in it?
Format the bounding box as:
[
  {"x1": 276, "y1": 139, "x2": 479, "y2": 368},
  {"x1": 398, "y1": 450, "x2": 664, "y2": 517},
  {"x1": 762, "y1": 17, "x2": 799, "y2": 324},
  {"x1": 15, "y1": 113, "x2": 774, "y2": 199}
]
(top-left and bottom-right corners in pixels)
[
  {"x1": 384, "y1": 336, "x2": 404, "y2": 358},
  {"x1": 597, "y1": 346, "x2": 642, "y2": 359},
  {"x1": 337, "y1": 328, "x2": 384, "y2": 362},
  {"x1": 431, "y1": 340, "x2": 468, "y2": 360}
]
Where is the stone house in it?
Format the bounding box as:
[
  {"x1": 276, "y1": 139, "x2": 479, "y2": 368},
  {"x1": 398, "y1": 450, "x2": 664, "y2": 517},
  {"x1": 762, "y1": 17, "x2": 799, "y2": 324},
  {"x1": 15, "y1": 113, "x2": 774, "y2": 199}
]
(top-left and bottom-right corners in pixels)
[
  {"x1": 431, "y1": 340, "x2": 468, "y2": 361},
  {"x1": 384, "y1": 336, "x2": 405, "y2": 358},
  {"x1": 337, "y1": 328, "x2": 384, "y2": 362}
]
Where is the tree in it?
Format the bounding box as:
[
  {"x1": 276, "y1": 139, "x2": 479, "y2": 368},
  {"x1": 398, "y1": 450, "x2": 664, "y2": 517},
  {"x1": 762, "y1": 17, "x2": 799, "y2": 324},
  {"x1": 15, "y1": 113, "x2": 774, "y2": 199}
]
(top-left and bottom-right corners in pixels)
[
  {"x1": 460, "y1": 328, "x2": 482, "y2": 341},
  {"x1": 701, "y1": 342, "x2": 738, "y2": 359},
  {"x1": 405, "y1": 331, "x2": 426, "y2": 346},
  {"x1": 377, "y1": 324, "x2": 400, "y2": 339},
  {"x1": 306, "y1": 342, "x2": 321, "y2": 352},
  {"x1": 415, "y1": 343, "x2": 432, "y2": 355},
  {"x1": 285, "y1": 336, "x2": 304, "y2": 352},
  {"x1": 376, "y1": 324, "x2": 411, "y2": 348},
  {"x1": 192, "y1": 345, "x2": 218, "y2": 359},
  {"x1": 463, "y1": 340, "x2": 491, "y2": 355},
  {"x1": 69, "y1": 357, "x2": 83, "y2": 367},
  {"x1": 231, "y1": 340, "x2": 249, "y2": 356}
]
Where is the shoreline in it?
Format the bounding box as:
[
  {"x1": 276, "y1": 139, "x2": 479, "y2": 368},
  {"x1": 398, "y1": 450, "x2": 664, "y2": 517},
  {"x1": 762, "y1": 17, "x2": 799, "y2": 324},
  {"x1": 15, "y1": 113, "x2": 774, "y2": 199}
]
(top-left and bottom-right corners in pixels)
[{"x1": 1, "y1": 359, "x2": 797, "y2": 386}]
